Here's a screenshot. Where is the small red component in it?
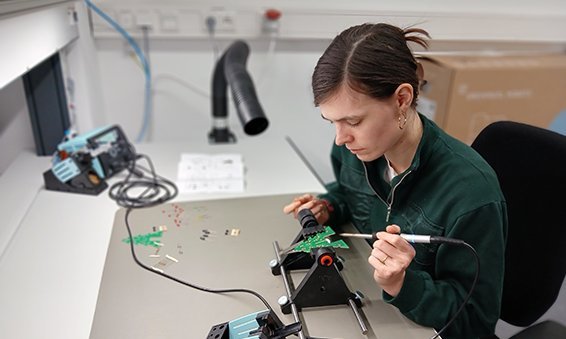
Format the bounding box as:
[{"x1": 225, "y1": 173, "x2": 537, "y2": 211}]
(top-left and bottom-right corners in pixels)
[{"x1": 264, "y1": 8, "x2": 281, "y2": 21}]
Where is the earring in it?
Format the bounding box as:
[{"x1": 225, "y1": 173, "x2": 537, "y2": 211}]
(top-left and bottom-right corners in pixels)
[{"x1": 398, "y1": 112, "x2": 407, "y2": 130}]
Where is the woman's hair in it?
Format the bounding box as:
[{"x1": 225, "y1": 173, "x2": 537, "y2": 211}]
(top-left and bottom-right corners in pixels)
[{"x1": 312, "y1": 23, "x2": 430, "y2": 107}]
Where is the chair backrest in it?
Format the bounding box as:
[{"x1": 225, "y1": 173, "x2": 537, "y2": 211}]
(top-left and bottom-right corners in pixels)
[{"x1": 471, "y1": 121, "x2": 566, "y2": 327}]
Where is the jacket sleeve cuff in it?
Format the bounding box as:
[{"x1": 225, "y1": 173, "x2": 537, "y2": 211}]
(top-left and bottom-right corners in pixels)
[{"x1": 382, "y1": 269, "x2": 425, "y2": 313}]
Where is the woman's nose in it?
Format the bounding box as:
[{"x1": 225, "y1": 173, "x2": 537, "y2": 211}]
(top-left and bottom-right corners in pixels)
[{"x1": 334, "y1": 125, "x2": 352, "y2": 146}]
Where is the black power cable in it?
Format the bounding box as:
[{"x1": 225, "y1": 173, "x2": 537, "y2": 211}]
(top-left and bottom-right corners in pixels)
[
  {"x1": 431, "y1": 241, "x2": 480, "y2": 339},
  {"x1": 108, "y1": 153, "x2": 177, "y2": 209},
  {"x1": 108, "y1": 151, "x2": 274, "y2": 314}
]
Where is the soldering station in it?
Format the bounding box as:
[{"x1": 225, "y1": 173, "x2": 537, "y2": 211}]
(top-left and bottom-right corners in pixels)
[{"x1": 43, "y1": 125, "x2": 136, "y2": 195}]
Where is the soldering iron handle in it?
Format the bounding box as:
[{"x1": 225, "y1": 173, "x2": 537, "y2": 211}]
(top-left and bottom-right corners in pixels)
[
  {"x1": 399, "y1": 234, "x2": 431, "y2": 243},
  {"x1": 399, "y1": 234, "x2": 466, "y2": 245},
  {"x1": 341, "y1": 232, "x2": 466, "y2": 245}
]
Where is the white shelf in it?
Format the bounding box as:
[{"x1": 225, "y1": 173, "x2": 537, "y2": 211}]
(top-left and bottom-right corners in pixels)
[
  {"x1": 0, "y1": 1, "x2": 78, "y2": 90},
  {"x1": 0, "y1": 0, "x2": 71, "y2": 15}
]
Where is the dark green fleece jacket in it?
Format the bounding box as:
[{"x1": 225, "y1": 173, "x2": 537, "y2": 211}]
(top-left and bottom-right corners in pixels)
[{"x1": 319, "y1": 115, "x2": 507, "y2": 338}]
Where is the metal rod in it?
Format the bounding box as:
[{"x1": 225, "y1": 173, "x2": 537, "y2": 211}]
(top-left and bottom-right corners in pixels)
[
  {"x1": 278, "y1": 241, "x2": 301, "y2": 256},
  {"x1": 339, "y1": 232, "x2": 373, "y2": 239},
  {"x1": 273, "y1": 241, "x2": 306, "y2": 339},
  {"x1": 348, "y1": 298, "x2": 368, "y2": 335}
]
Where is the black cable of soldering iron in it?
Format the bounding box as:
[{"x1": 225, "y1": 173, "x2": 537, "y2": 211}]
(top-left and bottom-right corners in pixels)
[
  {"x1": 430, "y1": 241, "x2": 480, "y2": 339},
  {"x1": 108, "y1": 152, "x2": 274, "y2": 313}
]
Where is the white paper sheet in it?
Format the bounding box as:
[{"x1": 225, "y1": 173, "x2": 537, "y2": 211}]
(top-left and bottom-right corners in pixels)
[{"x1": 176, "y1": 153, "x2": 245, "y2": 193}]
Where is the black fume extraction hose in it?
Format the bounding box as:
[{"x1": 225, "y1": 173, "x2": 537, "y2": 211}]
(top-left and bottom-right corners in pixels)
[{"x1": 210, "y1": 40, "x2": 269, "y2": 143}]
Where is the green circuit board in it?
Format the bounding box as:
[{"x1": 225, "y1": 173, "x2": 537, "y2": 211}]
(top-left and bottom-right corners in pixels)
[
  {"x1": 122, "y1": 230, "x2": 164, "y2": 248},
  {"x1": 292, "y1": 226, "x2": 349, "y2": 253}
]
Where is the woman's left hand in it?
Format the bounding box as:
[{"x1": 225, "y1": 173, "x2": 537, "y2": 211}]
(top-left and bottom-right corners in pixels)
[{"x1": 367, "y1": 224, "x2": 416, "y2": 297}]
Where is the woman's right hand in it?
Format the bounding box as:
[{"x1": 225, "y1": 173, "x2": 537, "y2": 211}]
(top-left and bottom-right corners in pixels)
[{"x1": 283, "y1": 194, "x2": 330, "y2": 225}]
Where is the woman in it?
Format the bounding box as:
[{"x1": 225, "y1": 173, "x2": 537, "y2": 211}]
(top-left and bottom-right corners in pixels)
[{"x1": 283, "y1": 23, "x2": 507, "y2": 338}]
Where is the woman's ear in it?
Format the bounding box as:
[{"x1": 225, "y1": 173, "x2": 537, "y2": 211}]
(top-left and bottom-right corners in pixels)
[{"x1": 395, "y1": 83, "x2": 414, "y2": 109}]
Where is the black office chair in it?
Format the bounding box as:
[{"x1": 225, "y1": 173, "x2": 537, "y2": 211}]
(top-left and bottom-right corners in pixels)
[{"x1": 471, "y1": 121, "x2": 566, "y2": 338}]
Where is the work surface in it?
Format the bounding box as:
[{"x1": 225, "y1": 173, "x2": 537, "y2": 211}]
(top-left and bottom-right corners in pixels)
[
  {"x1": 0, "y1": 138, "x2": 434, "y2": 339},
  {"x1": 90, "y1": 194, "x2": 434, "y2": 339},
  {"x1": 0, "y1": 138, "x2": 326, "y2": 339}
]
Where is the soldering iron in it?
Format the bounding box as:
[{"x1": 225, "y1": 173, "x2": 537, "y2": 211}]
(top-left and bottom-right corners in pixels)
[{"x1": 338, "y1": 232, "x2": 466, "y2": 245}]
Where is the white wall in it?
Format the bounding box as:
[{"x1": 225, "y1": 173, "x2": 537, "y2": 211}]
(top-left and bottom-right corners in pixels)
[
  {"x1": 93, "y1": 38, "x2": 336, "y2": 182},
  {"x1": 86, "y1": 0, "x2": 566, "y2": 183},
  {"x1": 60, "y1": 1, "x2": 107, "y2": 133},
  {"x1": 2, "y1": 0, "x2": 566, "y2": 178},
  {"x1": 0, "y1": 1, "x2": 78, "y2": 175},
  {"x1": 0, "y1": 78, "x2": 35, "y2": 174},
  {"x1": 91, "y1": 0, "x2": 566, "y2": 42}
]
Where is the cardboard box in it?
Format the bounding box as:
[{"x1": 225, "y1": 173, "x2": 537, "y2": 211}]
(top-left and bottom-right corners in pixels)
[{"x1": 417, "y1": 54, "x2": 566, "y2": 144}]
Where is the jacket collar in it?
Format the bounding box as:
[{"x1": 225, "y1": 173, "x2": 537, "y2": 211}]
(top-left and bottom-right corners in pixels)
[
  {"x1": 407, "y1": 113, "x2": 440, "y2": 174},
  {"x1": 365, "y1": 113, "x2": 439, "y2": 179}
]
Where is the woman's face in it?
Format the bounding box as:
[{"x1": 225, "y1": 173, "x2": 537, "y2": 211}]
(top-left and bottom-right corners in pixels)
[{"x1": 320, "y1": 87, "x2": 403, "y2": 162}]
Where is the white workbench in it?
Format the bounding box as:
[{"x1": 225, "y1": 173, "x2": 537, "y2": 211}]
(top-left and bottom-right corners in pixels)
[{"x1": 0, "y1": 138, "x2": 326, "y2": 339}]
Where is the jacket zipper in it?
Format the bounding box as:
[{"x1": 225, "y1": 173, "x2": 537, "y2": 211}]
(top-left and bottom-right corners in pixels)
[
  {"x1": 386, "y1": 170, "x2": 411, "y2": 222},
  {"x1": 363, "y1": 163, "x2": 412, "y2": 223}
]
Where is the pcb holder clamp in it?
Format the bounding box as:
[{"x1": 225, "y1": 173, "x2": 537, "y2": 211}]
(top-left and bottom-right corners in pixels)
[{"x1": 270, "y1": 209, "x2": 368, "y2": 338}]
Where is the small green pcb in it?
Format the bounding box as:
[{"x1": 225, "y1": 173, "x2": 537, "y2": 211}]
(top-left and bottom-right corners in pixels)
[
  {"x1": 292, "y1": 226, "x2": 349, "y2": 253},
  {"x1": 122, "y1": 231, "x2": 163, "y2": 248}
]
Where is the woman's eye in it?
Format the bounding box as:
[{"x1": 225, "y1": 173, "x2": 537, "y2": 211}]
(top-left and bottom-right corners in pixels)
[{"x1": 348, "y1": 121, "x2": 360, "y2": 127}]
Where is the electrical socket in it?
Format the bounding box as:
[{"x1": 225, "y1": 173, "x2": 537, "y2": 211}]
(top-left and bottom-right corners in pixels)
[
  {"x1": 205, "y1": 9, "x2": 236, "y2": 33},
  {"x1": 135, "y1": 10, "x2": 154, "y2": 28}
]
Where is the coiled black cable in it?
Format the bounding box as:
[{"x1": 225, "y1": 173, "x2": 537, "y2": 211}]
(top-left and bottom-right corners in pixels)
[{"x1": 108, "y1": 153, "x2": 177, "y2": 208}]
